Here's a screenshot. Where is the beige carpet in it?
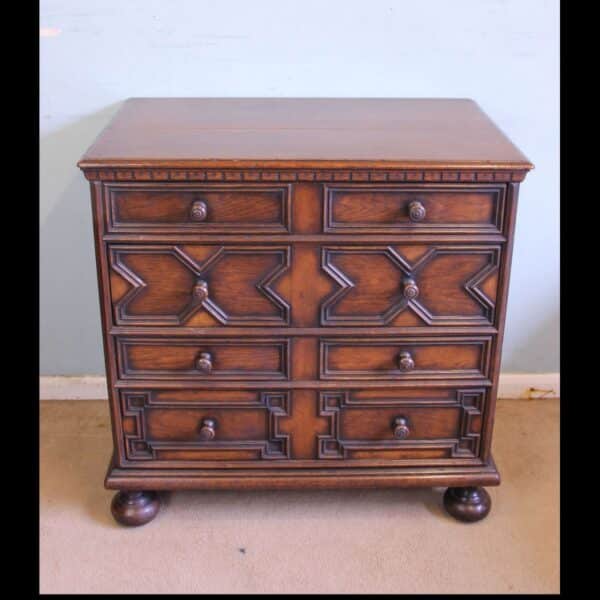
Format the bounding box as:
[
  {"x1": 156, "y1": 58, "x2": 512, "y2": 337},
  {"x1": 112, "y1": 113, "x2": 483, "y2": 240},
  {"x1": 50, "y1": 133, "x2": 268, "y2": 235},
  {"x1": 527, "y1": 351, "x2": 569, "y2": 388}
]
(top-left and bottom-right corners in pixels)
[{"x1": 40, "y1": 398, "x2": 559, "y2": 594}]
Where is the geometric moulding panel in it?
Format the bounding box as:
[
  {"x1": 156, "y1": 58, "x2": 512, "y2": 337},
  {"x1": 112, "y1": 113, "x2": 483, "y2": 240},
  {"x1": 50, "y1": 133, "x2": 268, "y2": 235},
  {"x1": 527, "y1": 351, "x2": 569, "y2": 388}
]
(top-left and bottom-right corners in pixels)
[
  {"x1": 109, "y1": 245, "x2": 290, "y2": 326},
  {"x1": 321, "y1": 245, "x2": 500, "y2": 326}
]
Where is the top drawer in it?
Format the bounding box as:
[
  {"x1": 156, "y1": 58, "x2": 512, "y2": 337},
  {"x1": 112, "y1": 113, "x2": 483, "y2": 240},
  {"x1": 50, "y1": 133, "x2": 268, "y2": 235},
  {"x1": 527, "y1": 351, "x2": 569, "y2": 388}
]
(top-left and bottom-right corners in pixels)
[
  {"x1": 104, "y1": 183, "x2": 292, "y2": 234},
  {"x1": 323, "y1": 184, "x2": 506, "y2": 235}
]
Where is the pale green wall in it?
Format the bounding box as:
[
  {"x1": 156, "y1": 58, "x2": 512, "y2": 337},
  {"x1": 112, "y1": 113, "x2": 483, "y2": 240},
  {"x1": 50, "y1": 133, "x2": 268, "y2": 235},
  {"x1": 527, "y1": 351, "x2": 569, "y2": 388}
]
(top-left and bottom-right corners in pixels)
[{"x1": 40, "y1": 0, "x2": 559, "y2": 374}]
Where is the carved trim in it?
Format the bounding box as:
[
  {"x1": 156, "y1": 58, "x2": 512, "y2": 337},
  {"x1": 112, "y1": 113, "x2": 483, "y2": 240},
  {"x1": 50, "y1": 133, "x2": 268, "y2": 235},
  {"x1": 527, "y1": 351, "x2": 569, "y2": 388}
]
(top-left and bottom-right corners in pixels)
[
  {"x1": 104, "y1": 183, "x2": 293, "y2": 234},
  {"x1": 262, "y1": 392, "x2": 291, "y2": 458},
  {"x1": 109, "y1": 244, "x2": 291, "y2": 327},
  {"x1": 321, "y1": 245, "x2": 500, "y2": 327},
  {"x1": 409, "y1": 247, "x2": 500, "y2": 326},
  {"x1": 121, "y1": 391, "x2": 154, "y2": 460},
  {"x1": 452, "y1": 390, "x2": 484, "y2": 457},
  {"x1": 83, "y1": 168, "x2": 528, "y2": 183},
  {"x1": 317, "y1": 392, "x2": 346, "y2": 458},
  {"x1": 321, "y1": 246, "x2": 414, "y2": 326},
  {"x1": 319, "y1": 336, "x2": 492, "y2": 381},
  {"x1": 317, "y1": 389, "x2": 486, "y2": 459},
  {"x1": 323, "y1": 184, "x2": 506, "y2": 235},
  {"x1": 120, "y1": 390, "x2": 291, "y2": 461},
  {"x1": 116, "y1": 337, "x2": 290, "y2": 381}
]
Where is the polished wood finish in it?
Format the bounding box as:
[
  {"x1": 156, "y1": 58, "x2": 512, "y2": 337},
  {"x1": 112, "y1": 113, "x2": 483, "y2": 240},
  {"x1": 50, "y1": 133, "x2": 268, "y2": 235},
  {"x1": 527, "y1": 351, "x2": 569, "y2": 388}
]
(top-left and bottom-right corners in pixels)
[
  {"x1": 324, "y1": 185, "x2": 506, "y2": 234},
  {"x1": 110, "y1": 490, "x2": 160, "y2": 526},
  {"x1": 79, "y1": 98, "x2": 531, "y2": 525},
  {"x1": 116, "y1": 337, "x2": 289, "y2": 381},
  {"x1": 195, "y1": 352, "x2": 213, "y2": 375},
  {"x1": 320, "y1": 244, "x2": 500, "y2": 327},
  {"x1": 106, "y1": 460, "x2": 501, "y2": 490},
  {"x1": 320, "y1": 336, "x2": 491, "y2": 380},
  {"x1": 198, "y1": 418, "x2": 217, "y2": 441},
  {"x1": 443, "y1": 486, "x2": 492, "y2": 522},
  {"x1": 78, "y1": 98, "x2": 532, "y2": 170},
  {"x1": 106, "y1": 183, "x2": 291, "y2": 233},
  {"x1": 114, "y1": 386, "x2": 485, "y2": 468},
  {"x1": 392, "y1": 417, "x2": 411, "y2": 440},
  {"x1": 408, "y1": 201, "x2": 426, "y2": 223},
  {"x1": 107, "y1": 242, "x2": 500, "y2": 328},
  {"x1": 109, "y1": 244, "x2": 291, "y2": 327}
]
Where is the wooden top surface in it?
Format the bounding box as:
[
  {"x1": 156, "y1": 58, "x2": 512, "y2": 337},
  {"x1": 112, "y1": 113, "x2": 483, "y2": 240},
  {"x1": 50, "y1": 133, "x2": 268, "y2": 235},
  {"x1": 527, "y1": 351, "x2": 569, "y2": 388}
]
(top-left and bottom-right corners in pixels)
[{"x1": 78, "y1": 98, "x2": 532, "y2": 171}]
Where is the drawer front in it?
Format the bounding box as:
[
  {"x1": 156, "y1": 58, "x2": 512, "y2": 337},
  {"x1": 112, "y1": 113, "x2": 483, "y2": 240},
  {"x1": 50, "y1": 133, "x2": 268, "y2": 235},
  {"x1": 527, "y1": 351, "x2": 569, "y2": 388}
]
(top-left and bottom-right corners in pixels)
[
  {"x1": 105, "y1": 183, "x2": 291, "y2": 233},
  {"x1": 109, "y1": 244, "x2": 291, "y2": 327},
  {"x1": 324, "y1": 184, "x2": 505, "y2": 234},
  {"x1": 108, "y1": 243, "x2": 500, "y2": 329},
  {"x1": 115, "y1": 387, "x2": 487, "y2": 467},
  {"x1": 116, "y1": 337, "x2": 290, "y2": 381},
  {"x1": 320, "y1": 244, "x2": 500, "y2": 327},
  {"x1": 320, "y1": 336, "x2": 492, "y2": 381},
  {"x1": 118, "y1": 389, "x2": 291, "y2": 464},
  {"x1": 317, "y1": 387, "x2": 486, "y2": 461}
]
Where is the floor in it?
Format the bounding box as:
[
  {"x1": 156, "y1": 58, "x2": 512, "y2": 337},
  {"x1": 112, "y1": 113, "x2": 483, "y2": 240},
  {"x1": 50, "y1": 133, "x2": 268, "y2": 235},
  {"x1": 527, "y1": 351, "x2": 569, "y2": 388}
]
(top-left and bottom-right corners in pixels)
[{"x1": 40, "y1": 398, "x2": 559, "y2": 594}]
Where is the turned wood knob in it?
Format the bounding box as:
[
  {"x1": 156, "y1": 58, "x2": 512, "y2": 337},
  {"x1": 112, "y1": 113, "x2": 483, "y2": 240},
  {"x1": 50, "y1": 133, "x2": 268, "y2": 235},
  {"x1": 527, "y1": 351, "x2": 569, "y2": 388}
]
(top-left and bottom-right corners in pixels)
[
  {"x1": 392, "y1": 417, "x2": 410, "y2": 439},
  {"x1": 398, "y1": 351, "x2": 415, "y2": 372},
  {"x1": 198, "y1": 418, "x2": 217, "y2": 441},
  {"x1": 196, "y1": 352, "x2": 213, "y2": 374},
  {"x1": 408, "y1": 200, "x2": 426, "y2": 222},
  {"x1": 193, "y1": 280, "x2": 209, "y2": 302},
  {"x1": 190, "y1": 200, "x2": 208, "y2": 221},
  {"x1": 402, "y1": 277, "x2": 419, "y2": 299}
]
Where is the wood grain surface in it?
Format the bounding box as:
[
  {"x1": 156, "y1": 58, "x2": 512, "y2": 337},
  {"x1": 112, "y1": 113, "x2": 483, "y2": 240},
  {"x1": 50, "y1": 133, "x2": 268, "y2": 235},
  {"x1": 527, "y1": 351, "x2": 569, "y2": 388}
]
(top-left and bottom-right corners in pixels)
[
  {"x1": 78, "y1": 98, "x2": 532, "y2": 524},
  {"x1": 78, "y1": 98, "x2": 533, "y2": 170}
]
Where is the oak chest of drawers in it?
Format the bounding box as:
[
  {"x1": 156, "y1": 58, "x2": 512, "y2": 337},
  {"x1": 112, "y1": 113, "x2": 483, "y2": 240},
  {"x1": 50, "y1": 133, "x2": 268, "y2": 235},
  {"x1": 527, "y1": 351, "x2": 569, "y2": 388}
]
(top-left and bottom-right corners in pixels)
[{"x1": 78, "y1": 98, "x2": 532, "y2": 525}]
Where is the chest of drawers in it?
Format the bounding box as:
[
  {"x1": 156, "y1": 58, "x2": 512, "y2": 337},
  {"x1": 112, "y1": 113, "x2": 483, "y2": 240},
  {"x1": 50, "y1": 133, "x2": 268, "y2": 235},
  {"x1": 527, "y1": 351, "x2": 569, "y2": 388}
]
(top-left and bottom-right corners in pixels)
[{"x1": 78, "y1": 98, "x2": 532, "y2": 525}]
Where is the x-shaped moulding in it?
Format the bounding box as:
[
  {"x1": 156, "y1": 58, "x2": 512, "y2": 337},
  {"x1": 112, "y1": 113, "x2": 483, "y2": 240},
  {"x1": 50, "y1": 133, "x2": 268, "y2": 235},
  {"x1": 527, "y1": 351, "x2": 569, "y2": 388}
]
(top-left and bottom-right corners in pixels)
[
  {"x1": 110, "y1": 245, "x2": 290, "y2": 326},
  {"x1": 321, "y1": 245, "x2": 499, "y2": 326}
]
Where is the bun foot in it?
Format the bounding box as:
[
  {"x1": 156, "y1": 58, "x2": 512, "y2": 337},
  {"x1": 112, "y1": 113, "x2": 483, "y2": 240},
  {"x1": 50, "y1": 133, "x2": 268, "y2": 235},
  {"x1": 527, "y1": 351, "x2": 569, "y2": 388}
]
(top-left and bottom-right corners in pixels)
[
  {"x1": 111, "y1": 491, "x2": 160, "y2": 526},
  {"x1": 443, "y1": 486, "x2": 491, "y2": 522}
]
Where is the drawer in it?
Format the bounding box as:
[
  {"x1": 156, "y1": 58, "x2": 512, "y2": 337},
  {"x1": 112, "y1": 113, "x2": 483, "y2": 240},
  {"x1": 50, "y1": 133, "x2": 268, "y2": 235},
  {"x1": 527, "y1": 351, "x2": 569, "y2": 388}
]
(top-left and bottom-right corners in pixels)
[
  {"x1": 320, "y1": 244, "x2": 501, "y2": 327},
  {"x1": 317, "y1": 387, "x2": 486, "y2": 461},
  {"x1": 319, "y1": 336, "x2": 492, "y2": 381},
  {"x1": 104, "y1": 183, "x2": 291, "y2": 233},
  {"x1": 116, "y1": 386, "x2": 486, "y2": 466},
  {"x1": 323, "y1": 184, "x2": 505, "y2": 235},
  {"x1": 116, "y1": 337, "x2": 290, "y2": 381},
  {"x1": 109, "y1": 244, "x2": 291, "y2": 327},
  {"x1": 109, "y1": 242, "x2": 500, "y2": 329},
  {"x1": 118, "y1": 389, "x2": 291, "y2": 464}
]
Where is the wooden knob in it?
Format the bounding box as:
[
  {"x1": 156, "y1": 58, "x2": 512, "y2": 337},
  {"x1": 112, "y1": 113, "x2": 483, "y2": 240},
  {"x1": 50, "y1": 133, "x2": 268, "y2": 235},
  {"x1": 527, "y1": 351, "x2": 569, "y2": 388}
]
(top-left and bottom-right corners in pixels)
[
  {"x1": 408, "y1": 200, "x2": 426, "y2": 222},
  {"x1": 402, "y1": 277, "x2": 419, "y2": 299},
  {"x1": 198, "y1": 418, "x2": 217, "y2": 441},
  {"x1": 392, "y1": 417, "x2": 410, "y2": 439},
  {"x1": 398, "y1": 351, "x2": 415, "y2": 372},
  {"x1": 190, "y1": 200, "x2": 208, "y2": 221},
  {"x1": 193, "y1": 280, "x2": 209, "y2": 302},
  {"x1": 196, "y1": 352, "x2": 213, "y2": 374}
]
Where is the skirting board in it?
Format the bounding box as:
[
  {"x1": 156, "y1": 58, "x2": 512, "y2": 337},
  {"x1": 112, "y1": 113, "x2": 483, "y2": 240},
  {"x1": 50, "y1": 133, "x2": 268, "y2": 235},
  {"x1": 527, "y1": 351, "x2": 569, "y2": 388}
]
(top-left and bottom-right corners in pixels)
[{"x1": 39, "y1": 374, "x2": 560, "y2": 401}]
